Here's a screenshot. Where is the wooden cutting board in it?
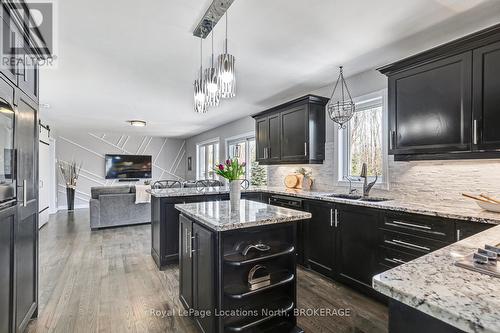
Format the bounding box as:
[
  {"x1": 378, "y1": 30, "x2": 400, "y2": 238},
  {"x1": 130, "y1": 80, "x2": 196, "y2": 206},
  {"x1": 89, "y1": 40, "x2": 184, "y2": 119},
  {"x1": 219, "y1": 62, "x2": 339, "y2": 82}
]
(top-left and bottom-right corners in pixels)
[{"x1": 284, "y1": 174, "x2": 299, "y2": 188}]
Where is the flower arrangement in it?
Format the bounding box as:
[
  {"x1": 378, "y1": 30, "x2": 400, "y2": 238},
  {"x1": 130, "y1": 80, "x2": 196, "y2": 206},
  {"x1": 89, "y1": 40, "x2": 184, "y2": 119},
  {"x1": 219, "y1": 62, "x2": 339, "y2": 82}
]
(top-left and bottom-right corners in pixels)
[
  {"x1": 57, "y1": 159, "x2": 82, "y2": 189},
  {"x1": 214, "y1": 158, "x2": 246, "y2": 181}
]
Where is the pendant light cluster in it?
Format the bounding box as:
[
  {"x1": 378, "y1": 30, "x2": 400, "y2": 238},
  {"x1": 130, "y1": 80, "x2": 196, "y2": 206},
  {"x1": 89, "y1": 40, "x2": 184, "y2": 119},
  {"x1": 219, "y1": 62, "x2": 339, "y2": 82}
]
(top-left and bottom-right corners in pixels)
[
  {"x1": 194, "y1": 12, "x2": 236, "y2": 113},
  {"x1": 326, "y1": 66, "x2": 355, "y2": 128}
]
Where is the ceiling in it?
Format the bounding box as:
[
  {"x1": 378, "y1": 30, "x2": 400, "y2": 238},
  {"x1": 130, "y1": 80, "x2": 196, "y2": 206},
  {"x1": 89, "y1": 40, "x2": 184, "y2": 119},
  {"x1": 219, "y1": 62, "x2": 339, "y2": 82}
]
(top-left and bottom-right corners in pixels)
[{"x1": 39, "y1": 0, "x2": 500, "y2": 138}]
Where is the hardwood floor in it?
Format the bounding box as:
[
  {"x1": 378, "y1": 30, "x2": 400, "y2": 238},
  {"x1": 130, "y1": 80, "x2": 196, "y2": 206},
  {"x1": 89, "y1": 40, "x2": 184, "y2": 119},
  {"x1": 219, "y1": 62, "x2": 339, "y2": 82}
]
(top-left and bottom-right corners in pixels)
[{"x1": 28, "y1": 209, "x2": 388, "y2": 333}]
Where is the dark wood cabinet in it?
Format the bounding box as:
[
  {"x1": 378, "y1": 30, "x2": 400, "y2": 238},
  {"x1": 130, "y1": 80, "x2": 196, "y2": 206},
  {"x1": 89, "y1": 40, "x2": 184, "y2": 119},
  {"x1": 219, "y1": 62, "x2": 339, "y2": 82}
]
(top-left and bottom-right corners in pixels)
[
  {"x1": 336, "y1": 205, "x2": 381, "y2": 289},
  {"x1": 192, "y1": 223, "x2": 215, "y2": 333},
  {"x1": 255, "y1": 113, "x2": 281, "y2": 163},
  {"x1": 387, "y1": 52, "x2": 472, "y2": 155},
  {"x1": 0, "y1": 205, "x2": 15, "y2": 333},
  {"x1": 473, "y1": 40, "x2": 500, "y2": 151},
  {"x1": 17, "y1": 47, "x2": 39, "y2": 102},
  {"x1": 455, "y1": 221, "x2": 493, "y2": 241},
  {"x1": 253, "y1": 95, "x2": 327, "y2": 165},
  {"x1": 281, "y1": 105, "x2": 308, "y2": 161},
  {"x1": 15, "y1": 91, "x2": 38, "y2": 332},
  {"x1": 380, "y1": 23, "x2": 500, "y2": 160},
  {"x1": 151, "y1": 194, "x2": 224, "y2": 270},
  {"x1": 179, "y1": 214, "x2": 193, "y2": 310},
  {"x1": 305, "y1": 200, "x2": 335, "y2": 277}
]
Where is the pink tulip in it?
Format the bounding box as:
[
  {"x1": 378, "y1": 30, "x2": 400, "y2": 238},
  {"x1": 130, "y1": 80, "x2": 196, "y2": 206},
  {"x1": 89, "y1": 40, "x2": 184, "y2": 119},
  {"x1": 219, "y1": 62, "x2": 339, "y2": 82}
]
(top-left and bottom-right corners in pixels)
[
  {"x1": 218, "y1": 164, "x2": 224, "y2": 171},
  {"x1": 225, "y1": 159, "x2": 231, "y2": 165}
]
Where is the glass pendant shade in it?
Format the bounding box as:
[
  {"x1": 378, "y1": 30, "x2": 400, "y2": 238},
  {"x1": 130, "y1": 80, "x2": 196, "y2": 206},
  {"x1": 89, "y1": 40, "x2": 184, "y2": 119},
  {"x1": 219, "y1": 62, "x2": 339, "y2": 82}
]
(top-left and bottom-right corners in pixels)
[
  {"x1": 217, "y1": 52, "x2": 235, "y2": 98},
  {"x1": 326, "y1": 66, "x2": 355, "y2": 128},
  {"x1": 204, "y1": 67, "x2": 220, "y2": 106},
  {"x1": 194, "y1": 36, "x2": 207, "y2": 113},
  {"x1": 204, "y1": 24, "x2": 220, "y2": 107},
  {"x1": 194, "y1": 76, "x2": 207, "y2": 113}
]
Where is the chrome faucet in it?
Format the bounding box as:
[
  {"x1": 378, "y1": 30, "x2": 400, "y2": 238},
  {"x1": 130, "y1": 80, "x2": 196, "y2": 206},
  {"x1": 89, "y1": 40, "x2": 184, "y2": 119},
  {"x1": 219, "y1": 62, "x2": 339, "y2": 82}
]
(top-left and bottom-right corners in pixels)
[
  {"x1": 344, "y1": 176, "x2": 359, "y2": 194},
  {"x1": 360, "y1": 163, "x2": 377, "y2": 197}
]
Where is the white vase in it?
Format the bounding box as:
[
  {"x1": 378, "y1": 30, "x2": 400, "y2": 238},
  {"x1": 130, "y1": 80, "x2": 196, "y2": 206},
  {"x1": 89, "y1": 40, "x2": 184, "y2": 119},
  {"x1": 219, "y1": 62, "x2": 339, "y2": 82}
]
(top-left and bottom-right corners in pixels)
[{"x1": 229, "y1": 180, "x2": 241, "y2": 209}]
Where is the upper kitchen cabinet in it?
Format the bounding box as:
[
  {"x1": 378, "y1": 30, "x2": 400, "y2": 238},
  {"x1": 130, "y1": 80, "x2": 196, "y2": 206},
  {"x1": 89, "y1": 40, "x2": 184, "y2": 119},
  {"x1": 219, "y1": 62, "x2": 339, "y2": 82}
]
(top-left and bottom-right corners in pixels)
[
  {"x1": 253, "y1": 94, "x2": 328, "y2": 165},
  {"x1": 379, "y1": 23, "x2": 500, "y2": 160},
  {"x1": 473, "y1": 40, "x2": 500, "y2": 151}
]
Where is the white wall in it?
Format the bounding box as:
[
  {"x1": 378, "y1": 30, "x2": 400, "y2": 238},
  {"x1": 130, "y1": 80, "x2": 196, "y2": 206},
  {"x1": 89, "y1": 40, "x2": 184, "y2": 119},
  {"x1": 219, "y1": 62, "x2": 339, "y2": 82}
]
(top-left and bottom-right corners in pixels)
[
  {"x1": 55, "y1": 129, "x2": 186, "y2": 209},
  {"x1": 184, "y1": 117, "x2": 255, "y2": 180}
]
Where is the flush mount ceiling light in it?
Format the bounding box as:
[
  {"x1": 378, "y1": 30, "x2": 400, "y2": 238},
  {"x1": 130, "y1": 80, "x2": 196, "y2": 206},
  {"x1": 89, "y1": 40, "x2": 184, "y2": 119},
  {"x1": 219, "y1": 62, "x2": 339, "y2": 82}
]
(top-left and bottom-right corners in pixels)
[
  {"x1": 217, "y1": 11, "x2": 235, "y2": 98},
  {"x1": 326, "y1": 66, "x2": 355, "y2": 128},
  {"x1": 194, "y1": 37, "x2": 207, "y2": 113},
  {"x1": 204, "y1": 22, "x2": 220, "y2": 107},
  {"x1": 127, "y1": 120, "x2": 146, "y2": 127}
]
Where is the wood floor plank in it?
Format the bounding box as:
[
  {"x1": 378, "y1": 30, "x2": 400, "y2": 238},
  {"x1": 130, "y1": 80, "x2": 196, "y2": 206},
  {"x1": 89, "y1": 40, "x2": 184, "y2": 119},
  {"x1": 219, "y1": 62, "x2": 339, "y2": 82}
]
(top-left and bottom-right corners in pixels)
[{"x1": 27, "y1": 209, "x2": 388, "y2": 333}]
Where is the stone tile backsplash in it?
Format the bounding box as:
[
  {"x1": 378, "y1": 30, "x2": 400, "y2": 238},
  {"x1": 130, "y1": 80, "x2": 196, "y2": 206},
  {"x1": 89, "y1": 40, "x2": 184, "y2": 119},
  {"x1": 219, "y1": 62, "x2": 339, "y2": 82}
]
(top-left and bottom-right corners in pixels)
[{"x1": 266, "y1": 142, "x2": 500, "y2": 203}]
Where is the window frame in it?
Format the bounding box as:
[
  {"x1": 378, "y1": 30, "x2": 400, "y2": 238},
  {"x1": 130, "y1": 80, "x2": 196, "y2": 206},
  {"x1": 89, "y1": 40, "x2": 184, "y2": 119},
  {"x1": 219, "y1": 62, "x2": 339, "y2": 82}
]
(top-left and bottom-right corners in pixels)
[
  {"x1": 196, "y1": 137, "x2": 220, "y2": 180},
  {"x1": 334, "y1": 89, "x2": 389, "y2": 189},
  {"x1": 225, "y1": 131, "x2": 255, "y2": 181}
]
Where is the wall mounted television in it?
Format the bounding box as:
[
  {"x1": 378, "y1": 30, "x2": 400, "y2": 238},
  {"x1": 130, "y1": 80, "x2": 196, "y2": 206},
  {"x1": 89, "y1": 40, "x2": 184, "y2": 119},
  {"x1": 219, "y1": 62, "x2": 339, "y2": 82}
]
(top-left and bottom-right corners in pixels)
[{"x1": 105, "y1": 154, "x2": 152, "y2": 179}]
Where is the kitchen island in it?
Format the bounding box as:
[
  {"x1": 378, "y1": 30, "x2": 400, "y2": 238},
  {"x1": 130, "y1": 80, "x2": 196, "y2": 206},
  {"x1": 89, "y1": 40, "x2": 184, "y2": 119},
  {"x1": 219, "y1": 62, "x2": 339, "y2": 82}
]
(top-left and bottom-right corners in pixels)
[
  {"x1": 175, "y1": 199, "x2": 311, "y2": 333},
  {"x1": 373, "y1": 224, "x2": 500, "y2": 333}
]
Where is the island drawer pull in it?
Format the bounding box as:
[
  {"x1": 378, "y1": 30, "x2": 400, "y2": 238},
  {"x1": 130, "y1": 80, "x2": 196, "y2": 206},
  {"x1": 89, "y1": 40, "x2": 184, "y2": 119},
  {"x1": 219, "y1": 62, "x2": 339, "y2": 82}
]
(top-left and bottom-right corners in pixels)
[
  {"x1": 385, "y1": 257, "x2": 407, "y2": 265},
  {"x1": 387, "y1": 220, "x2": 432, "y2": 230},
  {"x1": 385, "y1": 239, "x2": 430, "y2": 252},
  {"x1": 242, "y1": 243, "x2": 271, "y2": 256}
]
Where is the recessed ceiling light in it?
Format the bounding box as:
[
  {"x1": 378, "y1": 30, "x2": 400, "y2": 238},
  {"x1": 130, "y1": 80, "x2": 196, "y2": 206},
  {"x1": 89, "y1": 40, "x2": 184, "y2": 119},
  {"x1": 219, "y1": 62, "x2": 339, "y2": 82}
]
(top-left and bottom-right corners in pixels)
[
  {"x1": 40, "y1": 103, "x2": 51, "y2": 108},
  {"x1": 127, "y1": 120, "x2": 146, "y2": 127}
]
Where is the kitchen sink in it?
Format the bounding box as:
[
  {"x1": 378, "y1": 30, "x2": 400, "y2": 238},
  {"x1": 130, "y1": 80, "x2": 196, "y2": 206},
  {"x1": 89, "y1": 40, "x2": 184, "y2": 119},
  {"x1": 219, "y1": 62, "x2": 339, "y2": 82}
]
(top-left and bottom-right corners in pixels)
[
  {"x1": 324, "y1": 194, "x2": 392, "y2": 202},
  {"x1": 359, "y1": 197, "x2": 392, "y2": 202},
  {"x1": 327, "y1": 194, "x2": 363, "y2": 200}
]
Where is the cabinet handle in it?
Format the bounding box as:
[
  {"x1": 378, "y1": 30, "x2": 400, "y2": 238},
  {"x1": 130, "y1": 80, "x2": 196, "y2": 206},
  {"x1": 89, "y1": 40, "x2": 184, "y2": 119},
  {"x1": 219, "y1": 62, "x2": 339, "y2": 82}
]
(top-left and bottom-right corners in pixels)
[
  {"x1": 190, "y1": 233, "x2": 196, "y2": 258},
  {"x1": 387, "y1": 220, "x2": 432, "y2": 230},
  {"x1": 390, "y1": 131, "x2": 395, "y2": 150},
  {"x1": 304, "y1": 142, "x2": 307, "y2": 156},
  {"x1": 23, "y1": 179, "x2": 27, "y2": 207},
  {"x1": 473, "y1": 120, "x2": 478, "y2": 145},
  {"x1": 385, "y1": 257, "x2": 407, "y2": 265},
  {"x1": 330, "y1": 208, "x2": 333, "y2": 227},
  {"x1": 184, "y1": 229, "x2": 189, "y2": 255},
  {"x1": 456, "y1": 229, "x2": 461, "y2": 241},
  {"x1": 334, "y1": 209, "x2": 338, "y2": 227},
  {"x1": 385, "y1": 239, "x2": 430, "y2": 252}
]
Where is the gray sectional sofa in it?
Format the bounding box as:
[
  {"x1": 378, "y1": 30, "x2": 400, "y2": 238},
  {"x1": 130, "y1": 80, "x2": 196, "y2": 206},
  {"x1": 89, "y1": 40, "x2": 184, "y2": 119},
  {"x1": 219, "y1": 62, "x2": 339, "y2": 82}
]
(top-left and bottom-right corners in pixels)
[{"x1": 89, "y1": 185, "x2": 151, "y2": 230}]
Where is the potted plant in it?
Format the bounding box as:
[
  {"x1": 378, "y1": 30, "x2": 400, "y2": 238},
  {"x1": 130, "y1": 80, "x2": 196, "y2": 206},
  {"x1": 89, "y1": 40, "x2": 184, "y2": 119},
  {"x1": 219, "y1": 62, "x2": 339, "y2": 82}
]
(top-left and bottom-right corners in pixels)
[
  {"x1": 57, "y1": 160, "x2": 82, "y2": 211},
  {"x1": 214, "y1": 158, "x2": 246, "y2": 208}
]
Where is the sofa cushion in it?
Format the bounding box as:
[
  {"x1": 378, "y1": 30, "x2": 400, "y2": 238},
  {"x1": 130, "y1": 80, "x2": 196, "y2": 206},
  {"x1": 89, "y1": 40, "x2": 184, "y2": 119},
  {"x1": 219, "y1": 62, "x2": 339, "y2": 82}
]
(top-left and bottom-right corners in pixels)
[{"x1": 91, "y1": 185, "x2": 131, "y2": 199}]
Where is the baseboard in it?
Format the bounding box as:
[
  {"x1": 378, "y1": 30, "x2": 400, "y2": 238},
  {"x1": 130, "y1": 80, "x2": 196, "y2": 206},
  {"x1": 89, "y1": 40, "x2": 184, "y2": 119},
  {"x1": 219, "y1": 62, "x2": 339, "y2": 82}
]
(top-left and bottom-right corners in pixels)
[{"x1": 57, "y1": 204, "x2": 88, "y2": 211}]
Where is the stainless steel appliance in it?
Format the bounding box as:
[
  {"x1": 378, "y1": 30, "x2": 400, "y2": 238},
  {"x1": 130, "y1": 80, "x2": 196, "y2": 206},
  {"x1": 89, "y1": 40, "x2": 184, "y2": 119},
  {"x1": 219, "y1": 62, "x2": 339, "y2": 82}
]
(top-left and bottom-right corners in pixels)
[{"x1": 0, "y1": 97, "x2": 15, "y2": 207}]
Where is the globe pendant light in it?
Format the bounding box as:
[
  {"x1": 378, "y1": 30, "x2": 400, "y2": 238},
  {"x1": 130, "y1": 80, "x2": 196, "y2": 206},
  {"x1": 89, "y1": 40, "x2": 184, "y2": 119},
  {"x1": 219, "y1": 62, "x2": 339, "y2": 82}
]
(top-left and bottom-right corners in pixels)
[
  {"x1": 326, "y1": 66, "x2": 355, "y2": 128},
  {"x1": 217, "y1": 11, "x2": 235, "y2": 98},
  {"x1": 204, "y1": 22, "x2": 220, "y2": 107},
  {"x1": 194, "y1": 37, "x2": 207, "y2": 113}
]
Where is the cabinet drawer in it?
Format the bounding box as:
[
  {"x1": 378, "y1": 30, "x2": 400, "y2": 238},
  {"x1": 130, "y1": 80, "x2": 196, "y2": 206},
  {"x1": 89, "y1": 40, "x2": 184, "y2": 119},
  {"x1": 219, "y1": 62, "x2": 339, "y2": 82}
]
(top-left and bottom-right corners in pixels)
[
  {"x1": 378, "y1": 246, "x2": 417, "y2": 270},
  {"x1": 380, "y1": 229, "x2": 449, "y2": 257},
  {"x1": 382, "y1": 213, "x2": 455, "y2": 242}
]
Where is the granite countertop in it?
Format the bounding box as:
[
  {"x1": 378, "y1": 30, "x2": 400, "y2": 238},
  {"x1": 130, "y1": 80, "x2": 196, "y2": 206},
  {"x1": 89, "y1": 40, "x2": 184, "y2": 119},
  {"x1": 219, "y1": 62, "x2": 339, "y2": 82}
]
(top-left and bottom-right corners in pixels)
[
  {"x1": 149, "y1": 186, "x2": 500, "y2": 225},
  {"x1": 174, "y1": 199, "x2": 311, "y2": 232},
  {"x1": 373, "y1": 224, "x2": 500, "y2": 333}
]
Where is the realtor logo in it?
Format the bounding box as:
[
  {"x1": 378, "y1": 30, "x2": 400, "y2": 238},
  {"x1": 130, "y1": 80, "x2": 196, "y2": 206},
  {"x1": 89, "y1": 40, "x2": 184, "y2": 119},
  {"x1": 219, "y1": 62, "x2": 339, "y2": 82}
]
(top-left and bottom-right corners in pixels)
[{"x1": 2, "y1": 1, "x2": 57, "y2": 67}]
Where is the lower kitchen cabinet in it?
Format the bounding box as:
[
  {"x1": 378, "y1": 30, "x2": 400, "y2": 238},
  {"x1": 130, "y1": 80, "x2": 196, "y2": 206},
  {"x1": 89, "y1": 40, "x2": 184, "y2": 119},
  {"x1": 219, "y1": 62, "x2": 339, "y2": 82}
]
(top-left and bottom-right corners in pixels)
[
  {"x1": 336, "y1": 205, "x2": 381, "y2": 291},
  {"x1": 305, "y1": 200, "x2": 336, "y2": 278},
  {"x1": 455, "y1": 220, "x2": 493, "y2": 240},
  {"x1": 0, "y1": 205, "x2": 16, "y2": 333},
  {"x1": 179, "y1": 215, "x2": 215, "y2": 333}
]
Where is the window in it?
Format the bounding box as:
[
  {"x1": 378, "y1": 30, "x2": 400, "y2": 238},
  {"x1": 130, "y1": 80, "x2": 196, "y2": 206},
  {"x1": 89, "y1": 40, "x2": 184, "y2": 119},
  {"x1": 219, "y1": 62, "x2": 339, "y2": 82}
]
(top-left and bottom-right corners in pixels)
[
  {"x1": 226, "y1": 133, "x2": 255, "y2": 181},
  {"x1": 337, "y1": 91, "x2": 388, "y2": 185},
  {"x1": 196, "y1": 139, "x2": 219, "y2": 180}
]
